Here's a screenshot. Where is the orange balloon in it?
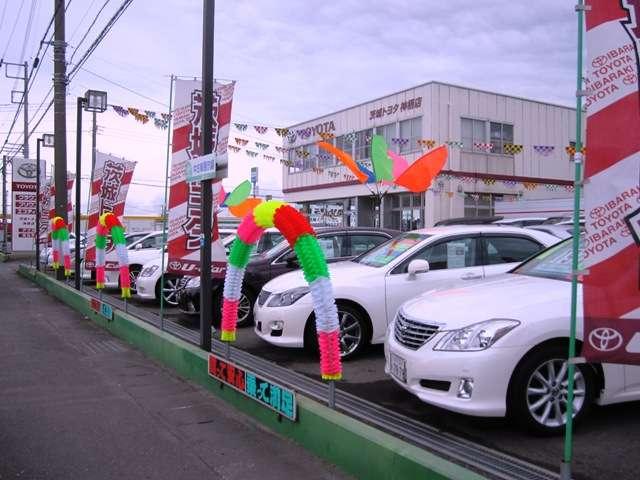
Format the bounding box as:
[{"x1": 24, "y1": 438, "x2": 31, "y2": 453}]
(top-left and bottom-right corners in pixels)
[
  {"x1": 228, "y1": 197, "x2": 262, "y2": 218},
  {"x1": 394, "y1": 145, "x2": 448, "y2": 192},
  {"x1": 317, "y1": 141, "x2": 368, "y2": 183}
]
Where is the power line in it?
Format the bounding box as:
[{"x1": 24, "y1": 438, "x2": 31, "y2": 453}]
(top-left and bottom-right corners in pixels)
[
  {"x1": 7, "y1": 0, "x2": 133, "y2": 160},
  {"x1": 81, "y1": 67, "x2": 168, "y2": 107},
  {"x1": 0, "y1": 0, "x2": 26, "y2": 60},
  {"x1": 69, "y1": 0, "x2": 99, "y2": 42},
  {"x1": 0, "y1": 2, "x2": 8, "y2": 35},
  {"x1": 68, "y1": 0, "x2": 110, "y2": 65}
]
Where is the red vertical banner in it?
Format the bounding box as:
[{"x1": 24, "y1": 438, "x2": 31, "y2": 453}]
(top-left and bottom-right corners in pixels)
[
  {"x1": 84, "y1": 152, "x2": 136, "y2": 270},
  {"x1": 166, "y1": 79, "x2": 232, "y2": 277},
  {"x1": 583, "y1": 1, "x2": 640, "y2": 364}
]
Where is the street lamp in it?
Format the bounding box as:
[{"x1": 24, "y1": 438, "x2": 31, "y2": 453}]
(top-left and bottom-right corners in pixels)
[
  {"x1": 36, "y1": 134, "x2": 54, "y2": 271},
  {"x1": 75, "y1": 89, "x2": 107, "y2": 289}
]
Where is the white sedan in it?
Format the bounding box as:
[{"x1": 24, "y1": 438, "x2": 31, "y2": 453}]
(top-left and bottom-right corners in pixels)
[
  {"x1": 384, "y1": 237, "x2": 640, "y2": 434},
  {"x1": 254, "y1": 226, "x2": 559, "y2": 359},
  {"x1": 81, "y1": 231, "x2": 164, "y2": 291}
]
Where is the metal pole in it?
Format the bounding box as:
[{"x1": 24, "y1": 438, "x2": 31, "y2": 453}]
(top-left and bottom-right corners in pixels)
[
  {"x1": 561, "y1": 2, "x2": 585, "y2": 479},
  {"x1": 2, "y1": 156, "x2": 7, "y2": 252},
  {"x1": 22, "y1": 62, "x2": 29, "y2": 160},
  {"x1": 328, "y1": 380, "x2": 335, "y2": 409},
  {"x1": 199, "y1": 0, "x2": 215, "y2": 352},
  {"x1": 53, "y1": 0, "x2": 68, "y2": 281},
  {"x1": 159, "y1": 74, "x2": 175, "y2": 331},
  {"x1": 36, "y1": 139, "x2": 41, "y2": 271},
  {"x1": 74, "y1": 97, "x2": 83, "y2": 289}
]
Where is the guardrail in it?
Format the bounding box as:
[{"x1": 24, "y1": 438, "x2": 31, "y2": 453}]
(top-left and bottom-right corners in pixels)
[{"x1": 20, "y1": 265, "x2": 557, "y2": 480}]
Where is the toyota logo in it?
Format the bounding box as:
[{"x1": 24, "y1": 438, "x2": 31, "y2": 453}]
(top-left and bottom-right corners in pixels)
[
  {"x1": 591, "y1": 55, "x2": 607, "y2": 68},
  {"x1": 168, "y1": 261, "x2": 181, "y2": 270},
  {"x1": 588, "y1": 327, "x2": 623, "y2": 352},
  {"x1": 18, "y1": 163, "x2": 37, "y2": 179}
]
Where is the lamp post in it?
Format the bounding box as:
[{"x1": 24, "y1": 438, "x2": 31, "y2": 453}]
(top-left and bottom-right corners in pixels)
[
  {"x1": 75, "y1": 89, "x2": 107, "y2": 289},
  {"x1": 36, "y1": 134, "x2": 55, "y2": 271}
]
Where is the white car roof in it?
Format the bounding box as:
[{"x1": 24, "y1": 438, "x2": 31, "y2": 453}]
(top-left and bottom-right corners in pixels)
[{"x1": 410, "y1": 225, "x2": 559, "y2": 245}]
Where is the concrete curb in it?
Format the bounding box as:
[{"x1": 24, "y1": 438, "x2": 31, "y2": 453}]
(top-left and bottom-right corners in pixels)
[{"x1": 19, "y1": 265, "x2": 486, "y2": 480}]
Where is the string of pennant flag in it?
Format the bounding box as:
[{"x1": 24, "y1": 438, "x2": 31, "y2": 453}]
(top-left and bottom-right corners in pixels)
[{"x1": 104, "y1": 107, "x2": 585, "y2": 161}]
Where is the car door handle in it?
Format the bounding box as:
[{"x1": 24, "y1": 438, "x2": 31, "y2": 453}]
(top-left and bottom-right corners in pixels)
[{"x1": 461, "y1": 273, "x2": 482, "y2": 280}]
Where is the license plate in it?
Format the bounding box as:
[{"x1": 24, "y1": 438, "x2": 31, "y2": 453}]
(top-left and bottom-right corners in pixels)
[{"x1": 389, "y1": 352, "x2": 406, "y2": 383}]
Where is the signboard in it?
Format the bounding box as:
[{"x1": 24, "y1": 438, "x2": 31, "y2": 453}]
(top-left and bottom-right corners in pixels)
[
  {"x1": 84, "y1": 152, "x2": 136, "y2": 270},
  {"x1": 41, "y1": 174, "x2": 74, "y2": 243},
  {"x1": 208, "y1": 353, "x2": 296, "y2": 421},
  {"x1": 250, "y1": 166, "x2": 258, "y2": 184},
  {"x1": 186, "y1": 152, "x2": 217, "y2": 183},
  {"x1": 89, "y1": 297, "x2": 113, "y2": 321},
  {"x1": 167, "y1": 79, "x2": 233, "y2": 277},
  {"x1": 309, "y1": 203, "x2": 343, "y2": 227},
  {"x1": 582, "y1": 1, "x2": 640, "y2": 364},
  {"x1": 11, "y1": 157, "x2": 41, "y2": 252}
]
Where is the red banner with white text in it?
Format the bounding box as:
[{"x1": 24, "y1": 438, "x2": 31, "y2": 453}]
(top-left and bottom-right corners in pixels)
[
  {"x1": 84, "y1": 152, "x2": 136, "y2": 270},
  {"x1": 166, "y1": 79, "x2": 232, "y2": 277},
  {"x1": 582, "y1": 0, "x2": 640, "y2": 364}
]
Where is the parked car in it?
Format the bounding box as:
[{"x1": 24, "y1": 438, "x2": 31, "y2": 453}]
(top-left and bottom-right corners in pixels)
[
  {"x1": 177, "y1": 227, "x2": 399, "y2": 326},
  {"x1": 254, "y1": 226, "x2": 559, "y2": 359},
  {"x1": 41, "y1": 232, "x2": 86, "y2": 269},
  {"x1": 81, "y1": 231, "x2": 164, "y2": 290},
  {"x1": 384, "y1": 237, "x2": 640, "y2": 434}
]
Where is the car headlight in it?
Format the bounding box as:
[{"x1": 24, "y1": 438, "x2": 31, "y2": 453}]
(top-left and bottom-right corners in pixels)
[
  {"x1": 433, "y1": 319, "x2": 520, "y2": 352},
  {"x1": 139, "y1": 264, "x2": 160, "y2": 277},
  {"x1": 185, "y1": 276, "x2": 200, "y2": 288},
  {"x1": 267, "y1": 287, "x2": 309, "y2": 307}
]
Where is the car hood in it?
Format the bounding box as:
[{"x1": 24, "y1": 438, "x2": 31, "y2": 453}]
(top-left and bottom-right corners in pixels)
[
  {"x1": 142, "y1": 253, "x2": 167, "y2": 268},
  {"x1": 262, "y1": 260, "x2": 380, "y2": 292},
  {"x1": 400, "y1": 273, "x2": 578, "y2": 330}
]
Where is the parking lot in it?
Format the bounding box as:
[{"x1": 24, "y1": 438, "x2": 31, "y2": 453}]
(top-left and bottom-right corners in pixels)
[{"x1": 84, "y1": 280, "x2": 640, "y2": 480}]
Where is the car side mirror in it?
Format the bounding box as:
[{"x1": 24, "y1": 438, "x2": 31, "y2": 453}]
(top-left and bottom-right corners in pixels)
[
  {"x1": 135, "y1": 243, "x2": 143, "y2": 250},
  {"x1": 286, "y1": 256, "x2": 299, "y2": 268},
  {"x1": 407, "y1": 259, "x2": 430, "y2": 278}
]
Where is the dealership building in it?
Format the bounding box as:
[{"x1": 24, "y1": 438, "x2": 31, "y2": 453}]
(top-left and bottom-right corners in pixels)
[{"x1": 282, "y1": 81, "x2": 578, "y2": 230}]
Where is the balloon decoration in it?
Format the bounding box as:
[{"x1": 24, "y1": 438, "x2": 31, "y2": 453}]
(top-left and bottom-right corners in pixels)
[
  {"x1": 51, "y1": 216, "x2": 71, "y2": 277},
  {"x1": 95, "y1": 213, "x2": 131, "y2": 298},
  {"x1": 222, "y1": 200, "x2": 342, "y2": 380},
  {"x1": 317, "y1": 134, "x2": 448, "y2": 193}
]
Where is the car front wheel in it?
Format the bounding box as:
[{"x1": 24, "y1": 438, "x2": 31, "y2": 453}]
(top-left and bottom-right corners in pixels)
[
  {"x1": 305, "y1": 303, "x2": 369, "y2": 360},
  {"x1": 157, "y1": 274, "x2": 182, "y2": 306},
  {"x1": 508, "y1": 344, "x2": 596, "y2": 435}
]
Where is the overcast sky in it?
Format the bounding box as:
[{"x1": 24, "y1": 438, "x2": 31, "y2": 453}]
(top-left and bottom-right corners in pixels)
[{"x1": 0, "y1": 0, "x2": 578, "y2": 215}]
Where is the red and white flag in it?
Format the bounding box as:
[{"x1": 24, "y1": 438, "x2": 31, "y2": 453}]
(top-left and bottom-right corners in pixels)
[
  {"x1": 166, "y1": 79, "x2": 232, "y2": 277},
  {"x1": 583, "y1": 0, "x2": 640, "y2": 364},
  {"x1": 84, "y1": 152, "x2": 136, "y2": 270},
  {"x1": 39, "y1": 174, "x2": 74, "y2": 244}
]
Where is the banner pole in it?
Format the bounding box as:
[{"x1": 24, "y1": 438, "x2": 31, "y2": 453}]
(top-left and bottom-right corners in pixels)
[
  {"x1": 159, "y1": 74, "x2": 175, "y2": 332},
  {"x1": 561, "y1": 1, "x2": 586, "y2": 478}
]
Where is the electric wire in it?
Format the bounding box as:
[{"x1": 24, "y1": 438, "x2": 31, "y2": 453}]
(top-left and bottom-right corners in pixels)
[
  {"x1": 68, "y1": 0, "x2": 110, "y2": 65},
  {"x1": 0, "y1": 0, "x2": 27, "y2": 60}
]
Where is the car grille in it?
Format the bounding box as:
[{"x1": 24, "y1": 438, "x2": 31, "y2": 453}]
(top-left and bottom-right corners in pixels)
[
  {"x1": 257, "y1": 289, "x2": 271, "y2": 307},
  {"x1": 394, "y1": 312, "x2": 439, "y2": 350}
]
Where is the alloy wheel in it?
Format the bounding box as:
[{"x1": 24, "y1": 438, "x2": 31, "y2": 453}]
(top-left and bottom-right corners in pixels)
[
  {"x1": 162, "y1": 276, "x2": 181, "y2": 306},
  {"x1": 237, "y1": 292, "x2": 251, "y2": 325},
  {"x1": 526, "y1": 358, "x2": 585, "y2": 428},
  {"x1": 339, "y1": 310, "x2": 363, "y2": 358}
]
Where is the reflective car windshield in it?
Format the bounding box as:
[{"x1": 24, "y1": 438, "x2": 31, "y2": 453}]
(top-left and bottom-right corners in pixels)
[
  {"x1": 513, "y1": 237, "x2": 582, "y2": 281},
  {"x1": 354, "y1": 233, "x2": 429, "y2": 267}
]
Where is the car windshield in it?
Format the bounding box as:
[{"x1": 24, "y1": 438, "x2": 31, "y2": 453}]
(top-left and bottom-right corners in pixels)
[
  {"x1": 353, "y1": 232, "x2": 429, "y2": 267},
  {"x1": 513, "y1": 237, "x2": 582, "y2": 282}
]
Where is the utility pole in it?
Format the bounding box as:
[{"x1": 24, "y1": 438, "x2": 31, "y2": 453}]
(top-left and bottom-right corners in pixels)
[
  {"x1": 53, "y1": 0, "x2": 68, "y2": 280},
  {"x1": 1, "y1": 156, "x2": 7, "y2": 252},
  {"x1": 199, "y1": 0, "x2": 215, "y2": 352},
  {"x1": 4, "y1": 61, "x2": 29, "y2": 159}
]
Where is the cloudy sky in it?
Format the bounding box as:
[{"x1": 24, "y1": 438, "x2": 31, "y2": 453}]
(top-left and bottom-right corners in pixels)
[{"x1": 0, "y1": 0, "x2": 578, "y2": 215}]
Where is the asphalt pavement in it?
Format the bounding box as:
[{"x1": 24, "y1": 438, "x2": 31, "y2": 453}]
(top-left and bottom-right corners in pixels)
[{"x1": 0, "y1": 263, "x2": 349, "y2": 480}]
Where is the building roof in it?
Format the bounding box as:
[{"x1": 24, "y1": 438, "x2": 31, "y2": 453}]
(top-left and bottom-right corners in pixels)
[{"x1": 287, "y1": 80, "x2": 575, "y2": 128}]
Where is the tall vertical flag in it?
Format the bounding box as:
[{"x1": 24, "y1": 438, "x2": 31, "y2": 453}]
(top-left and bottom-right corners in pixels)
[
  {"x1": 166, "y1": 79, "x2": 233, "y2": 277},
  {"x1": 44, "y1": 174, "x2": 75, "y2": 236},
  {"x1": 84, "y1": 152, "x2": 136, "y2": 270},
  {"x1": 582, "y1": 1, "x2": 640, "y2": 364}
]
